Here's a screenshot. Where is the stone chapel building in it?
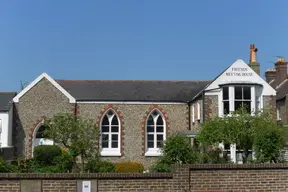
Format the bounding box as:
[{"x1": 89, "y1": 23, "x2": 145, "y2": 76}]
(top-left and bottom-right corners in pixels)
[{"x1": 0, "y1": 44, "x2": 277, "y2": 166}]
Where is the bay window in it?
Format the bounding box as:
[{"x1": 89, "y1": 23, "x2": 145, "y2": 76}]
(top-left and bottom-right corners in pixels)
[
  {"x1": 222, "y1": 85, "x2": 261, "y2": 115},
  {"x1": 220, "y1": 84, "x2": 262, "y2": 164}
]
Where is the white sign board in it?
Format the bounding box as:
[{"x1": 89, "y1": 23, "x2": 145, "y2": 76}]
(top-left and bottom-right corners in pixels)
[{"x1": 82, "y1": 181, "x2": 91, "y2": 192}]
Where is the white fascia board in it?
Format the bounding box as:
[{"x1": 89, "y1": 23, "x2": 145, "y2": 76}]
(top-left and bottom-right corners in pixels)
[{"x1": 13, "y1": 73, "x2": 76, "y2": 103}]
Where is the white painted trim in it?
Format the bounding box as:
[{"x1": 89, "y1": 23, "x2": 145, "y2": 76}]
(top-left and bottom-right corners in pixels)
[
  {"x1": 145, "y1": 149, "x2": 162, "y2": 156},
  {"x1": 192, "y1": 104, "x2": 195, "y2": 123},
  {"x1": 100, "y1": 150, "x2": 121, "y2": 157},
  {"x1": 77, "y1": 101, "x2": 186, "y2": 105},
  {"x1": 13, "y1": 73, "x2": 76, "y2": 103},
  {"x1": 197, "y1": 102, "x2": 200, "y2": 120}
]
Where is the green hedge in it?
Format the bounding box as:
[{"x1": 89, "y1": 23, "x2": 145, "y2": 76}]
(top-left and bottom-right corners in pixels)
[{"x1": 33, "y1": 145, "x2": 62, "y2": 166}]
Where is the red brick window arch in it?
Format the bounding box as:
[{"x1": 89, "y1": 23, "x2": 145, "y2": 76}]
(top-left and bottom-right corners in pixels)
[
  {"x1": 145, "y1": 109, "x2": 166, "y2": 156},
  {"x1": 100, "y1": 109, "x2": 121, "y2": 156}
]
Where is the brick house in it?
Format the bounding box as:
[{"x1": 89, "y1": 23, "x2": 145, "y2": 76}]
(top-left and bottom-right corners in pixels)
[
  {"x1": 264, "y1": 57, "x2": 288, "y2": 125},
  {"x1": 0, "y1": 45, "x2": 276, "y2": 166}
]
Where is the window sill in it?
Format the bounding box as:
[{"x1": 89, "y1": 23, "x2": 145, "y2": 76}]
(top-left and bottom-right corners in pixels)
[
  {"x1": 145, "y1": 149, "x2": 162, "y2": 157},
  {"x1": 100, "y1": 150, "x2": 121, "y2": 157}
]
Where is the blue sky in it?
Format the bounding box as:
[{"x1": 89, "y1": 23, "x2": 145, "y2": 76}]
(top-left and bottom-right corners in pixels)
[{"x1": 1, "y1": 1, "x2": 288, "y2": 91}]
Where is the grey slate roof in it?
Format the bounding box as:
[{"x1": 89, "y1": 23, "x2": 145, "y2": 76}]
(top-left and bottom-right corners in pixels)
[
  {"x1": 56, "y1": 80, "x2": 211, "y2": 102},
  {"x1": 0, "y1": 92, "x2": 16, "y2": 112},
  {"x1": 276, "y1": 80, "x2": 288, "y2": 100}
]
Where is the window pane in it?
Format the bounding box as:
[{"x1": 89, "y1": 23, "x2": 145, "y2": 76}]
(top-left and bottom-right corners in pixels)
[
  {"x1": 147, "y1": 116, "x2": 154, "y2": 126},
  {"x1": 224, "y1": 143, "x2": 230, "y2": 150},
  {"x1": 111, "y1": 115, "x2": 119, "y2": 125},
  {"x1": 156, "y1": 126, "x2": 163, "y2": 132},
  {"x1": 157, "y1": 135, "x2": 163, "y2": 141},
  {"x1": 243, "y1": 87, "x2": 251, "y2": 100},
  {"x1": 102, "y1": 141, "x2": 108, "y2": 148},
  {"x1": 235, "y1": 101, "x2": 242, "y2": 112},
  {"x1": 234, "y1": 86, "x2": 242, "y2": 100},
  {"x1": 148, "y1": 142, "x2": 154, "y2": 148},
  {"x1": 147, "y1": 125, "x2": 154, "y2": 132},
  {"x1": 111, "y1": 126, "x2": 118, "y2": 132},
  {"x1": 101, "y1": 134, "x2": 109, "y2": 148},
  {"x1": 102, "y1": 134, "x2": 108, "y2": 141},
  {"x1": 223, "y1": 101, "x2": 229, "y2": 115},
  {"x1": 111, "y1": 141, "x2": 118, "y2": 148},
  {"x1": 36, "y1": 125, "x2": 46, "y2": 138},
  {"x1": 152, "y1": 110, "x2": 159, "y2": 117},
  {"x1": 102, "y1": 116, "x2": 109, "y2": 126},
  {"x1": 107, "y1": 110, "x2": 114, "y2": 116},
  {"x1": 223, "y1": 87, "x2": 229, "y2": 100},
  {"x1": 112, "y1": 134, "x2": 118, "y2": 141},
  {"x1": 101, "y1": 125, "x2": 109, "y2": 132},
  {"x1": 243, "y1": 101, "x2": 251, "y2": 114},
  {"x1": 157, "y1": 141, "x2": 163, "y2": 148},
  {"x1": 147, "y1": 134, "x2": 154, "y2": 141},
  {"x1": 156, "y1": 116, "x2": 164, "y2": 126}
]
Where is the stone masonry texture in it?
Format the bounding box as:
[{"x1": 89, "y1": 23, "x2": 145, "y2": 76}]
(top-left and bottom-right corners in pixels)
[
  {"x1": 78, "y1": 103, "x2": 188, "y2": 167},
  {"x1": 14, "y1": 78, "x2": 74, "y2": 158},
  {"x1": 263, "y1": 95, "x2": 276, "y2": 120},
  {"x1": 14, "y1": 77, "x2": 189, "y2": 167},
  {"x1": 1, "y1": 164, "x2": 288, "y2": 191},
  {"x1": 204, "y1": 95, "x2": 218, "y2": 120}
]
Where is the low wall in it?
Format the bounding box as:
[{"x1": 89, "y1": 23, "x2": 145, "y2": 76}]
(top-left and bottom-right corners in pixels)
[{"x1": 1, "y1": 164, "x2": 288, "y2": 192}]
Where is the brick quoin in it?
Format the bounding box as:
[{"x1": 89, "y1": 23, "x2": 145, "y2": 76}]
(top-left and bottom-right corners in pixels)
[
  {"x1": 28, "y1": 117, "x2": 46, "y2": 159},
  {"x1": 97, "y1": 104, "x2": 125, "y2": 155},
  {"x1": 141, "y1": 105, "x2": 169, "y2": 156}
]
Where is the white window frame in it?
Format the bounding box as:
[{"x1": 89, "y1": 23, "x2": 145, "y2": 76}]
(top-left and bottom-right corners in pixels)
[
  {"x1": 192, "y1": 104, "x2": 195, "y2": 123},
  {"x1": 100, "y1": 109, "x2": 121, "y2": 156},
  {"x1": 221, "y1": 85, "x2": 258, "y2": 116},
  {"x1": 277, "y1": 106, "x2": 281, "y2": 121},
  {"x1": 145, "y1": 110, "x2": 166, "y2": 156},
  {"x1": 197, "y1": 102, "x2": 200, "y2": 120}
]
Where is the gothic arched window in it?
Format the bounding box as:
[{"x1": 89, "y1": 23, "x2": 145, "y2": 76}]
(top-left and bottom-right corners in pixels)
[
  {"x1": 100, "y1": 109, "x2": 121, "y2": 156},
  {"x1": 145, "y1": 110, "x2": 166, "y2": 156}
]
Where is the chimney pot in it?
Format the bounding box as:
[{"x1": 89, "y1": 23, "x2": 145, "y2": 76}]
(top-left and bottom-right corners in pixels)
[
  {"x1": 275, "y1": 57, "x2": 288, "y2": 86},
  {"x1": 249, "y1": 44, "x2": 260, "y2": 75}
]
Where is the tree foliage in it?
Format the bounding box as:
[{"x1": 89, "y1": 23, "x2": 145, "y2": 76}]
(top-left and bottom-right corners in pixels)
[
  {"x1": 151, "y1": 134, "x2": 198, "y2": 172},
  {"x1": 196, "y1": 110, "x2": 284, "y2": 163},
  {"x1": 43, "y1": 113, "x2": 99, "y2": 172}
]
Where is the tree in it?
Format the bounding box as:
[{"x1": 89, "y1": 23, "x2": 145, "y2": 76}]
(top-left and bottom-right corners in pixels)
[
  {"x1": 196, "y1": 109, "x2": 284, "y2": 163},
  {"x1": 151, "y1": 134, "x2": 198, "y2": 172},
  {"x1": 43, "y1": 113, "x2": 99, "y2": 172}
]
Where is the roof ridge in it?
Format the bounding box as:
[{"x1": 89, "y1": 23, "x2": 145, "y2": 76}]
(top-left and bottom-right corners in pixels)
[{"x1": 56, "y1": 79, "x2": 211, "y2": 83}]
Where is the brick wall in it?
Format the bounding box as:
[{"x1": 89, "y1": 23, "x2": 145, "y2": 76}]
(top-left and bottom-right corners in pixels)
[{"x1": 1, "y1": 164, "x2": 288, "y2": 191}]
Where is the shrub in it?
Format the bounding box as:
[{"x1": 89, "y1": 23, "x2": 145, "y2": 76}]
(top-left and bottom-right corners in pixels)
[
  {"x1": 85, "y1": 159, "x2": 115, "y2": 173},
  {"x1": 33, "y1": 145, "x2": 62, "y2": 166},
  {"x1": 150, "y1": 160, "x2": 171, "y2": 172},
  {"x1": 115, "y1": 161, "x2": 144, "y2": 173},
  {"x1": 0, "y1": 158, "x2": 13, "y2": 173},
  {"x1": 9, "y1": 158, "x2": 39, "y2": 173},
  {"x1": 53, "y1": 151, "x2": 74, "y2": 173}
]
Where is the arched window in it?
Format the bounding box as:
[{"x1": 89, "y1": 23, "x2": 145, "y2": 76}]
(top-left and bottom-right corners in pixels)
[
  {"x1": 145, "y1": 110, "x2": 166, "y2": 156},
  {"x1": 100, "y1": 109, "x2": 121, "y2": 156},
  {"x1": 32, "y1": 124, "x2": 54, "y2": 156}
]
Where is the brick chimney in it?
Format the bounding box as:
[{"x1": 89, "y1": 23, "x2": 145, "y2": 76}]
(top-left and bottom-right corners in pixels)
[
  {"x1": 265, "y1": 68, "x2": 276, "y2": 84},
  {"x1": 249, "y1": 44, "x2": 260, "y2": 75},
  {"x1": 275, "y1": 57, "x2": 288, "y2": 86}
]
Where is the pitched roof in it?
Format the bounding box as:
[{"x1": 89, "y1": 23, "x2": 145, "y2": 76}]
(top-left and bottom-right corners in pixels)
[
  {"x1": 0, "y1": 92, "x2": 17, "y2": 112},
  {"x1": 276, "y1": 79, "x2": 288, "y2": 100},
  {"x1": 56, "y1": 80, "x2": 211, "y2": 102}
]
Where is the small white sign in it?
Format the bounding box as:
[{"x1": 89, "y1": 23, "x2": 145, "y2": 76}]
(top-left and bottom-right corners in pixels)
[{"x1": 82, "y1": 181, "x2": 91, "y2": 192}]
